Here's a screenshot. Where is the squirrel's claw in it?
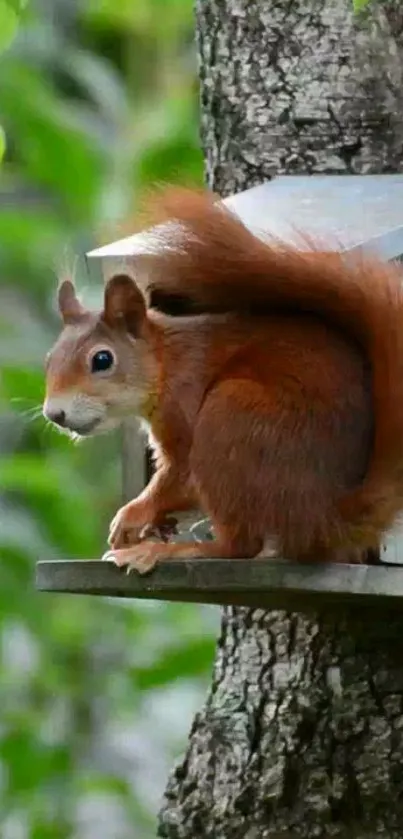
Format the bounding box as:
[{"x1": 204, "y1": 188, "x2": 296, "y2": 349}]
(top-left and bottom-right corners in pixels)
[{"x1": 102, "y1": 544, "x2": 162, "y2": 575}]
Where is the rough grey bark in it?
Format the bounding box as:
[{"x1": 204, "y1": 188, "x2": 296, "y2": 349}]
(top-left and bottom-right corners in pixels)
[{"x1": 158, "y1": 2, "x2": 403, "y2": 837}]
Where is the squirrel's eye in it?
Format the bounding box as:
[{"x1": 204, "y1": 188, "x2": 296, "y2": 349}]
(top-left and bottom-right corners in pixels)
[{"x1": 91, "y1": 349, "x2": 114, "y2": 373}]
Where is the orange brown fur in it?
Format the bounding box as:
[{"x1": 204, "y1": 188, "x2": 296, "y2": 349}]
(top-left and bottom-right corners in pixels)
[{"x1": 45, "y1": 188, "x2": 403, "y2": 571}]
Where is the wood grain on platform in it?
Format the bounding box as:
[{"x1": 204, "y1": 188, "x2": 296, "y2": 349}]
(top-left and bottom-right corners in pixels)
[{"x1": 35, "y1": 559, "x2": 403, "y2": 611}]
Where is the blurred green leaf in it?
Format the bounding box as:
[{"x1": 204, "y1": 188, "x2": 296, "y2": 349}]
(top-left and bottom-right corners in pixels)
[
  {"x1": 0, "y1": 125, "x2": 5, "y2": 160},
  {"x1": 0, "y1": 1, "x2": 19, "y2": 54},
  {"x1": 5, "y1": 0, "x2": 28, "y2": 12},
  {"x1": 84, "y1": 0, "x2": 193, "y2": 41},
  {"x1": 133, "y1": 638, "x2": 216, "y2": 690}
]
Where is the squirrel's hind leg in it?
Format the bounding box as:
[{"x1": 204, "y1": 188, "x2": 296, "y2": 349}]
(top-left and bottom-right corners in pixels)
[
  {"x1": 188, "y1": 379, "x2": 290, "y2": 559},
  {"x1": 190, "y1": 377, "x2": 363, "y2": 565}
]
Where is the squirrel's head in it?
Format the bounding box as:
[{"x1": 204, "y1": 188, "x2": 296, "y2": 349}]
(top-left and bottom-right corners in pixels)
[{"x1": 43, "y1": 274, "x2": 158, "y2": 438}]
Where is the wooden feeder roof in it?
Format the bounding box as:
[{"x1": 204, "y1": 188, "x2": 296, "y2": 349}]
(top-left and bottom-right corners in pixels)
[{"x1": 87, "y1": 174, "x2": 403, "y2": 264}]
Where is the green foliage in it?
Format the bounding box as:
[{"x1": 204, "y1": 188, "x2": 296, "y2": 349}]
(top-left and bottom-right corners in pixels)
[
  {"x1": 0, "y1": 125, "x2": 5, "y2": 161},
  {"x1": 0, "y1": 1, "x2": 214, "y2": 837},
  {"x1": 0, "y1": 0, "x2": 28, "y2": 149},
  {"x1": 0, "y1": 0, "x2": 23, "y2": 54}
]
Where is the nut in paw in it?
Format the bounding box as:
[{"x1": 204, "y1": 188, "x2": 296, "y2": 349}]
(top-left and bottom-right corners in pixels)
[
  {"x1": 108, "y1": 503, "x2": 178, "y2": 550},
  {"x1": 140, "y1": 517, "x2": 178, "y2": 543}
]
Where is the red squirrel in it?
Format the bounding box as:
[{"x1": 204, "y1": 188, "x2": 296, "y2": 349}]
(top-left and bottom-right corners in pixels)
[{"x1": 43, "y1": 188, "x2": 403, "y2": 574}]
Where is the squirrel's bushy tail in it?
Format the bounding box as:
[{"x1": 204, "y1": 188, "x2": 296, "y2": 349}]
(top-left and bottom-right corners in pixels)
[{"x1": 141, "y1": 187, "x2": 403, "y2": 545}]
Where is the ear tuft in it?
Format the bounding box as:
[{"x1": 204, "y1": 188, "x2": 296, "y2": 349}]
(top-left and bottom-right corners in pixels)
[
  {"x1": 102, "y1": 274, "x2": 146, "y2": 336},
  {"x1": 58, "y1": 279, "x2": 86, "y2": 323}
]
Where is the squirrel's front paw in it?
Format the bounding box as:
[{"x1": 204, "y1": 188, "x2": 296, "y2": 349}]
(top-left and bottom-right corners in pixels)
[{"x1": 108, "y1": 503, "x2": 145, "y2": 549}]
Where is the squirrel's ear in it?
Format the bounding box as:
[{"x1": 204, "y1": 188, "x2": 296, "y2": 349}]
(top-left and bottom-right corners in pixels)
[
  {"x1": 58, "y1": 279, "x2": 86, "y2": 323},
  {"x1": 102, "y1": 274, "x2": 146, "y2": 336}
]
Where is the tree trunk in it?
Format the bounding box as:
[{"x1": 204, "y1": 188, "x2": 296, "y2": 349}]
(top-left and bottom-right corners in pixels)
[{"x1": 158, "y1": 1, "x2": 403, "y2": 837}]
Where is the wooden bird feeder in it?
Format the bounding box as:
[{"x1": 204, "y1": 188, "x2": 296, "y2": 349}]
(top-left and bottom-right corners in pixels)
[{"x1": 36, "y1": 174, "x2": 403, "y2": 611}]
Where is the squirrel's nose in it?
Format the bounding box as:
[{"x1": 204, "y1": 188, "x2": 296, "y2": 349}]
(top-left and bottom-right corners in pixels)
[{"x1": 48, "y1": 409, "x2": 66, "y2": 427}]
